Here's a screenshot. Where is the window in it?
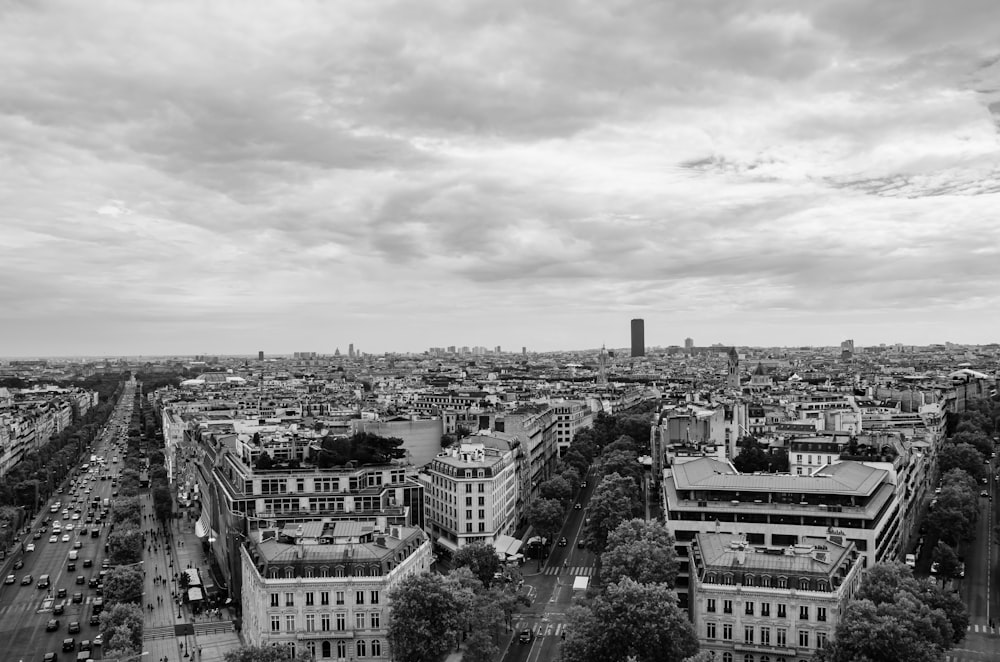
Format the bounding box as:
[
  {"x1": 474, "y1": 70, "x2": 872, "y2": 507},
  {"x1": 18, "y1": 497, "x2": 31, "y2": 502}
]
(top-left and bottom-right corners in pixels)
[
  {"x1": 817, "y1": 632, "x2": 827, "y2": 648},
  {"x1": 270, "y1": 615, "x2": 280, "y2": 632},
  {"x1": 723, "y1": 655, "x2": 733, "y2": 662},
  {"x1": 466, "y1": 497, "x2": 472, "y2": 506},
  {"x1": 478, "y1": 497, "x2": 485, "y2": 506},
  {"x1": 372, "y1": 641, "x2": 382, "y2": 656},
  {"x1": 321, "y1": 614, "x2": 331, "y2": 631},
  {"x1": 306, "y1": 592, "x2": 314, "y2": 606},
  {"x1": 371, "y1": 590, "x2": 380, "y2": 605},
  {"x1": 799, "y1": 630, "x2": 809, "y2": 647},
  {"x1": 305, "y1": 614, "x2": 315, "y2": 631},
  {"x1": 321, "y1": 642, "x2": 331, "y2": 658},
  {"x1": 336, "y1": 613, "x2": 346, "y2": 631},
  {"x1": 370, "y1": 611, "x2": 380, "y2": 628},
  {"x1": 306, "y1": 642, "x2": 316, "y2": 659},
  {"x1": 356, "y1": 640, "x2": 367, "y2": 657},
  {"x1": 761, "y1": 626, "x2": 770, "y2": 645},
  {"x1": 355, "y1": 612, "x2": 366, "y2": 629},
  {"x1": 745, "y1": 601, "x2": 754, "y2": 615},
  {"x1": 356, "y1": 590, "x2": 365, "y2": 605},
  {"x1": 797, "y1": 454, "x2": 802, "y2": 464},
  {"x1": 799, "y1": 606, "x2": 809, "y2": 620},
  {"x1": 337, "y1": 641, "x2": 347, "y2": 657},
  {"x1": 777, "y1": 604, "x2": 787, "y2": 618},
  {"x1": 817, "y1": 607, "x2": 827, "y2": 622},
  {"x1": 285, "y1": 614, "x2": 295, "y2": 632},
  {"x1": 707, "y1": 599, "x2": 716, "y2": 613},
  {"x1": 724, "y1": 600, "x2": 733, "y2": 614},
  {"x1": 799, "y1": 578, "x2": 809, "y2": 590},
  {"x1": 744, "y1": 626, "x2": 754, "y2": 644},
  {"x1": 466, "y1": 509, "x2": 472, "y2": 519},
  {"x1": 761, "y1": 602, "x2": 771, "y2": 617},
  {"x1": 478, "y1": 483, "x2": 485, "y2": 492},
  {"x1": 776, "y1": 628, "x2": 787, "y2": 647},
  {"x1": 723, "y1": 624, "x2": 733, "y2": 641},
  {"x1": 285, "y1": 592, "x2": 294, "y2": 607},
  {"x1": 270, "y1": 593, "x2": 279, "y2": 608},
  {"x1": 777, "y1": 576, "x2": 788, "y2": 589},
  {"x1": 744, "y1": 655, "x2": 754, "y2": 662},
  {"x1": 321, "y1": 591, "x2": 330, "y2": 606},
  {"x1": 466, "y1": 484, "x2": 472, "y2": 493},
  {"x1": 336, "y1": 591, "x2": 344, "y2": 605},
  {"x1": 706, "y1": 622, "x2": 716, "y2": 639}
]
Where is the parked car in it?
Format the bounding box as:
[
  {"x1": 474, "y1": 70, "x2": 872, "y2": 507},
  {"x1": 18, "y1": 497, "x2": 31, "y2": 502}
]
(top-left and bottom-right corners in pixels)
[
  {"x1": 26, "y1": 543, "x2": 36, "y2": 552},
  {"x1": 46, "y1": 619, "x2": 60, "y2": 632},
  {"x1": 21, "y1": 574, "x2": 33, "y2": 585},
  {"x1": 62, "y1": 638, "x2": 76, "y2": 652},
  {"x1": 4, "y1": 574, "x2": 14, "y2": 584}
]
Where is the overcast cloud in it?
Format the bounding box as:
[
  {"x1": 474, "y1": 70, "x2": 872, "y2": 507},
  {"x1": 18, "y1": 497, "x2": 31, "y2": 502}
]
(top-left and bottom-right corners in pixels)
[{"x1": 2, "y1": 0, "x2": 999, "y2": 357}]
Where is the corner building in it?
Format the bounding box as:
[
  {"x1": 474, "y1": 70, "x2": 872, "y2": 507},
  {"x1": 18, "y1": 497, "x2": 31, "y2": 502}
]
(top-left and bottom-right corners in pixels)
[
  {"x1": 689, "y1": 531, "x2": 865, "y2": 662},
  {"x1": 241, "y1": 520, "x2": 432, "y2": 660}
]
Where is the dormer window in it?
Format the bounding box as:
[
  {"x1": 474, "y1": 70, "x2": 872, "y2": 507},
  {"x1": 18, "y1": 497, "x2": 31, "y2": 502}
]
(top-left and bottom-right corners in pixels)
[
  {"x1": 723, "y1": 573, "x2": 734, "y2": 585},
  {"x1": 319, "y1": 566, "x2": 330, "y2": 578},
  {"x1": 777, "y1": 576, "x2": 788, "y2": 589},
  {"x1": 284, "y1": 567, "x2": 294, "y2": 579},
  {"x1": 799, "y1": 578, "x2": 810, "y2": 590},
  {"x1": 744, "y1": 574, "x2": 754, "y2": 586}
]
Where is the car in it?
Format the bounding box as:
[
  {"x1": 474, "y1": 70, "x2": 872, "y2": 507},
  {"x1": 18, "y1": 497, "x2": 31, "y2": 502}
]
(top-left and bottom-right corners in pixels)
[
  {"x1": 68, "y1": 620, "x2": 81, "y2": 634},
  {"x1": 92, "y1": 633, "x2": 103, "y2": 646},
  {"x1": 83, "y1": 559, "x2": 92, "y2": 568},
  {"x1": 101, "y1": 560, "x2": 110, "y2": 570},
  {"x1": 577, "y1": 539, "x2": 586, "y2": 548},
  {"x1": 89, "y1": 614, "x2": 100, "y2": 626},
  {"x1": 3, "y1": 574, "x2": 13, "y2": 584},
  {"x1": 558, "y1": 537, "x2": 568, "y2": 547},
  {"x1": 46, "y1": 619, "x2": 60, "y2": 632},
  {"x1": 67, "y1": 562, "x2": 76, "y2": 571},
  {"x1": 79, "y1": 639, "x2": 91, "y2": 651},
  {"x1": 574, "y1": 502, "x2": 582, "y2": 510},
  {"x1": 54, "y1": 603, "x2": 65, "y2": 615},
  {"x1": 88, "y1": 578, "x2": 98, "y2": 588},
  {"x1": 13, "y1": 558, "x2": 24, "y2": 570},
  {"x1": 49, "y1": 535, "x2": 59, "y2": 543},
  {"x1": 931, "y1": 561, "x2": 940, "y2": 574},
  {"x1": 983, "y1": 477, "x2": 989, "y2": 485},
  {"x1": 33, "y1": 531, "x2": 42, "y2": 540},
  {"x1": 580, "y1": 481, "x2": 587, "y2": 488},
  {"x1": 519, "y1": 628, "x2": 534, "y2": 643},
  {"x1": 43, "y1": 653, "x2": 57, "y2": 662},
  {"x1": 57, "y1": 587, "x2": 67, "y2": 598},
  {"x1": 959, "y1": 562, "x2": 966, "y2": 578},
  {"x1": 65, "y1": 523, "x2": 74, "y2": 531},
  {"x1": 62, "y1": 534, "x2": 70, "y2": 542},
  {"x1": 74, "y1": 540, "x2": 82, "y2": 549},
  {"x1": 21, "y1": 574, "x2": 33, "y2": 585},
  {"x1": 62, "y1": 637, "x2": 76, "y2": 652},
  {"x1": 71, "y1": 513, "x2": 80, "y2": 520},
  {"x1": 72, "y1": 592, "x2": 83, "y2": 604},
  {"x1": 26, "y1": 543, "x2": 36, "y2": 552},
  {"x1": 76, "y1": 575, "x2": 85, "y2": 585}
]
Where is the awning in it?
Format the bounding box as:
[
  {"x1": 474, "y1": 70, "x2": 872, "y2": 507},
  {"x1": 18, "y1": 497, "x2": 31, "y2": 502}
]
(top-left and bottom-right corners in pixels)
[
  {"x1": 492, "y1": 534, "x2": 522, "y2": 558},
  {"x1": 185, "y1": 568, "x2": 202, "y2": 586},
  {"x1": 187, "y1": 587, "x2": 204, "y2": 601},
  {"x1": 194, "y1": 512, "x2": 211, "y2": 538}
]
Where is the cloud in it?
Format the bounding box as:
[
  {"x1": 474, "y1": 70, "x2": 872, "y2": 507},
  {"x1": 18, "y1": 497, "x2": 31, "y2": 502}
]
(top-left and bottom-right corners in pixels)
[{"x1": 1, "y1": 0, "x2": 999, "y2": 355}]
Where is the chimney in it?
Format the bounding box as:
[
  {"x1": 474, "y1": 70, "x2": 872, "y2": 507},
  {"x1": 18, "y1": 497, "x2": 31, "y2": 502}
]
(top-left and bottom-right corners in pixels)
[{"x1": 736, "y1": 549, "x2": 746, "y2": 565}]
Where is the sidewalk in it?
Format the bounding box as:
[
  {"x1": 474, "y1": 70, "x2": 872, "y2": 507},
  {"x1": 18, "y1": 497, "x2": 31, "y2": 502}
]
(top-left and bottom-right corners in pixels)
[{"x1": 140, "y1": 491, "x2": 243, "y2": 662}]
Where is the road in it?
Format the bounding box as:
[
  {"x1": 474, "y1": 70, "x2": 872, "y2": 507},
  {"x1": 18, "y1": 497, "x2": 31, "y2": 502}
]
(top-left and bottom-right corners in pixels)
[
  {"x1": 503, "y1": 475, "x2": 598, "y2": 662},
  {"x1": 0, "y1": 384, "x2": 133, "y2": 662}
]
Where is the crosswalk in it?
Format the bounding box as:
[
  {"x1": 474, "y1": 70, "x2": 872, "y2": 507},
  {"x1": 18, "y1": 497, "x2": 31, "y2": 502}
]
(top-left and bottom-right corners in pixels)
[
  {"x1": 513, "y1": 619, "x2": 567, "y2": 639},
  {"x1": 541, "y1": 566, "x2": 594, "y2": 576},
  {"x1": 965, "y1": 623, "x2": 997, "y2": 635}
]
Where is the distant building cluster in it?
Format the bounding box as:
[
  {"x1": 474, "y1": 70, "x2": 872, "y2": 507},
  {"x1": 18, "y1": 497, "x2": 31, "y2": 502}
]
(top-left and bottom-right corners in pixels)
[{"x1": 0, "y1": 383, "x2": 98, "y2": 476}]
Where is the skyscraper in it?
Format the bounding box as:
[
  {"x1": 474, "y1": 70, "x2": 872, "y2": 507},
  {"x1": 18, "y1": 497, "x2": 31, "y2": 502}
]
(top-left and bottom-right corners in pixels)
[{"x1": 630, "y1": 318, "x2": 645, "y2": 357}]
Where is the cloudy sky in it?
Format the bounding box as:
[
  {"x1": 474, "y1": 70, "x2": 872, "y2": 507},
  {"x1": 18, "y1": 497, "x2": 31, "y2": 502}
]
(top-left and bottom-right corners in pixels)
[{"x1": 3, "y1": 0, "x2": 1000, "y2": 357}]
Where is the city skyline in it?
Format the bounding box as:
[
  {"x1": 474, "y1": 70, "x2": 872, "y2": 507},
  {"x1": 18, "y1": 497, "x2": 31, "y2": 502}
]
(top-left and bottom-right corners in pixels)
[{"x1": 2, "y1": 1, "x2": 1000, "y2": 357}]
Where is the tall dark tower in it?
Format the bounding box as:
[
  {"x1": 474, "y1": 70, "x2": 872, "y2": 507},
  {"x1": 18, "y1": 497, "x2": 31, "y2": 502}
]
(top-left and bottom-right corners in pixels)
[{"x1": 630, "y1": 318, "x2": 645, "y2": 357}]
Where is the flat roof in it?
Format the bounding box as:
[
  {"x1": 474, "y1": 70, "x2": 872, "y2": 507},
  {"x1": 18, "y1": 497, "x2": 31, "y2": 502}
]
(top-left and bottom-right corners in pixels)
[{"x1": 671, "y1": 457, "x2": 887, "y2": 496}]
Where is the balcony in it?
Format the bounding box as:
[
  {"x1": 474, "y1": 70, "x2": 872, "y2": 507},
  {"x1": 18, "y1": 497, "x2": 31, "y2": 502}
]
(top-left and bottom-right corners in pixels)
[{"x1": 734, "y1": 643, "x2": 797, "y2": 656}]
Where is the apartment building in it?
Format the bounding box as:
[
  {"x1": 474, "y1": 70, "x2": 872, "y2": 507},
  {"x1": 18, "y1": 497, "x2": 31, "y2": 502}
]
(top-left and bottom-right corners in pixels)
[
  {"x1": 552, "y1": 400, "x2": 594, "y2": 455},
  {"x1": 650, "y1": 403, "x2": 729, "y2": 476},
  {"x1": 689, "y1": 530, "x2": 865, "y2": 662},
  {"x1": 240, "y1": 519, "x2": 432, "y2": 660},
  {"x1": 661, "y1": 457, "x2": 900, "y2": 609},
  {"x1": 419, "y1": 436, "x2": 518, "y2": 552}
]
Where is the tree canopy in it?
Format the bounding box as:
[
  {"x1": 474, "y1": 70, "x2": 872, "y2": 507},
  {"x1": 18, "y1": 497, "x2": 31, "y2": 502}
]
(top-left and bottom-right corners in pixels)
[
  {"x1": 601, "y1": 518, "x2": 679, "y2": 587},
  {"x1": 938, "y1": 443, "x2": 986, "y2": 482},
  {"x1": 583, "y1": 472, "x2": 640, "y2": 555},
  {"x1": 387, "y1": 572, "x2": 464, "y2": 662},
  {"x1": 313, "y1": 432, "x2": 406, "y2": 467},
  {"x1": 451, "y1": 542, "x2": 502, "y2": 589},
  {"x1": 733, "y1": 437, "x2": 789, "y2": 473},
  {"x1": 816, "y1": 562, "x2": 967, "y2": 662},
  {"x1": 526, "y1": 497, "x2": 564, "y2": 544},
  {"x1": 103, "y1": 564, "x2": 145, "y2": 604},
  {"x1": 563, "y1": 579, "x2": 698, "y2": 662}
]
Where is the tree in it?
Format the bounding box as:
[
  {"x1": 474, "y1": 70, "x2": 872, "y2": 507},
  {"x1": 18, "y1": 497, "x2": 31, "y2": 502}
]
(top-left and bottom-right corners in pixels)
[
  {"x1": 103, "y1": 564, "x2": 145, "y2": 603},
  {"x1": 938, "y1": 443, "x2": 986, "y2": 482},
  {"x1": 562, "y1": 449, "x2": 591, "y2": 478},
  {"x1": 601, "y1": 519, "x2": 679, "y2": 586},
  {"x1": 563, "y1": 579, "x2": 698, "y2": 662},
  {"x1": 931, "y1": 541, "x2": 961, "y2": 580},
  {"x1": 462, "y1": 628, "x2": 499, "y2": 662},
  {"x1": 952, "y1": 430, "x2": 992, "y2": 460},
  {"x1": 584, "y1": 473, "x2": 639, "y2": 555},
  {"x1": 387, "y1": 572, "x2": 463, "y2": 662},
  {"x1": 539, "y1": 475, "x2": 573, "y2": 506},
  {"x1": 596, "y1": 448, "x2": 642, "y2": 485},
  {"x1": 110, "y1": 497, "x2": 142, "y2": 527},
  {"x1": 526, "y1": 498, "x2": 564, "y2": 545},
  {"x1": 451, "y1": 542, "x2": 502, "y2": 589},
  {"x1": 153, "y1": 485, "x2": 173, "y2": 522},
  {"x1": 315, "y1": 432, "x2": 406, "y2": 467},
  {"x1": 817, "y1": 562, "x2": 967, "y2": 661},
  {"x1": 223, "y1": 645, "x2": 313, "y2": 662},
  {"x1": 733, "y1": 437, "x2": 788, "y2": 473},
  {"x1": 99, "y1": 602, "x2": 144, "y2": 652},
  {"x1": 108, "y1": 528, "x2": 143, "y2": 565}
]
